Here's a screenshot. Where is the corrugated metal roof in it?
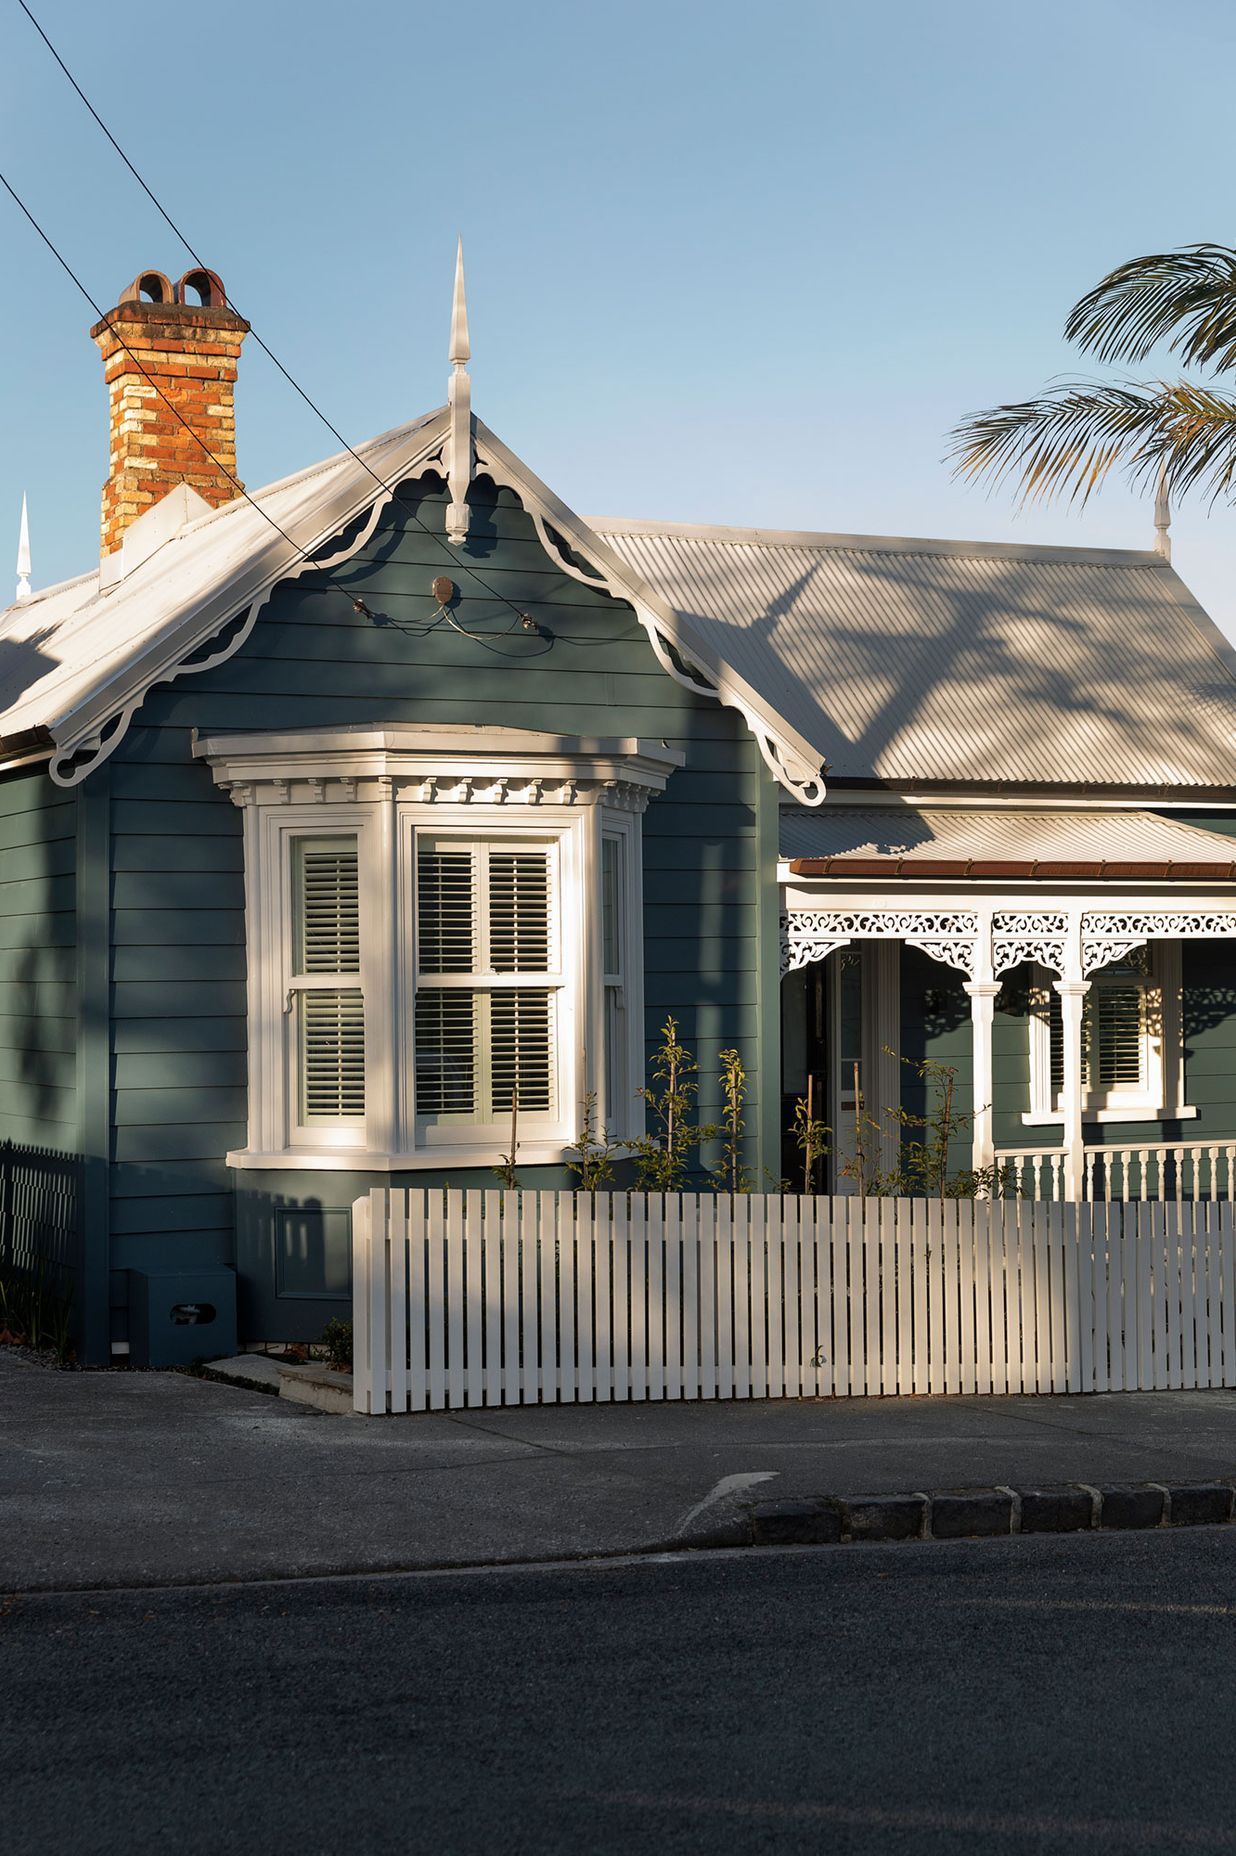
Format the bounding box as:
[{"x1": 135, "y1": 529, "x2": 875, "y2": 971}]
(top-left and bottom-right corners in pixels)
[
  {"x1": 780, "y1": 806, "x2": 1236, "y2": 863},
  {"x1": 593, "y1": 519, "x2": 1236, "y2": 789}
]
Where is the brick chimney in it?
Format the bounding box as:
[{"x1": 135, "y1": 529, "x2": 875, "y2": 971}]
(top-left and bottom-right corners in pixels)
[{"x1": 91, "y1": 268, "x2": 249, "y2": 556}]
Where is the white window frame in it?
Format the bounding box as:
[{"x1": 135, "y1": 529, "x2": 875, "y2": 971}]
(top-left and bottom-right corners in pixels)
[
  {"x1": 1026, "y1": 942, "x2": 1194, "y2": 1125},
  {"x1": 400, "y1": 815, "x2": 579, "y2": 1153},
  {"x1": 195, "y1": 726, "x2": 681, "y2": 1170}
]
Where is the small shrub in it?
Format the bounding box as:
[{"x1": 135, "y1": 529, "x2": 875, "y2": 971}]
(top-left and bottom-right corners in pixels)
[{"x1": 320, "y1": 1318, "x2": 353, "y2": 1372}]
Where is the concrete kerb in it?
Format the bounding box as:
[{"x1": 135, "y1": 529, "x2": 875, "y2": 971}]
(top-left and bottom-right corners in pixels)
[{"x1": 749, "y1": 1480, "x2": 1236, "y2": 1547}]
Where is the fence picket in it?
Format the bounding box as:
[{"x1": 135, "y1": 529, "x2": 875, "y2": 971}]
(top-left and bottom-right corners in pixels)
[
  {"x1": 734, "y1": 1199, "x2": 753, "y2": 1400},
  {"x1": 694, "y1": 1195, "x2": 712, "y2": 1395},
  {"x1": 575, "y1": 1194, "x2": 594, "y2": 1404},
  {"x1": 647, "y1": 1194, "x2": 665, "y2": 1402},
  {"x1": 958, "y1": 1201, "x2": 976, "y2": 1397},
  {"x1": 1176, "y1": 1201, "x2": 1195, "y2": 1390},
  {"x1": 1205, "y1": 1202, "x2": 1223, "y2": 1389},
  {"x1": 766, "y1": 1197, "x2": 785, "y2": 1400},
  {"x1": 444, "y1": 1190, "x2": 465, "y2": 1409},
  {"x1": 1221, "y1": 1207, "x2": 1236, "y2": 1388},
  {"x1": 749, "y1": 1196, "x2": 768, "y2": 1401},
  {"x1": 974, "y1": 1200, "x2": 993, "y2": 1397},
  {"x1": 387, "y1": 1191, "x2": 409, "y2": 1414},
  {"x1": 715, "y1": 1197, "x2": 734, "y2": 1399},
  {"x1": 502, "y1": 1189, "x2": 521, "y2": 1406}
]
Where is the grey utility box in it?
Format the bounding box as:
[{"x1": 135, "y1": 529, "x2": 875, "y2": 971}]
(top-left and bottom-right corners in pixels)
[{"x1": 127, "y1": 1269, "x2": 238, "y2": 1368}]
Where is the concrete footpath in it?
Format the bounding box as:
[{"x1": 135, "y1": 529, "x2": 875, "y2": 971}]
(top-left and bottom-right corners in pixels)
[{"x1": 4, "y1": 1350, "x2": 1236, "y2": 1591}]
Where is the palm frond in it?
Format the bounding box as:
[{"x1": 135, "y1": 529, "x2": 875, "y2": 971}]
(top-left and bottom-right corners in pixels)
[
  {"x1": 948, "y1": 377, "x2": 1236, "y2": 508},
  {"x1": 1065, "y1": 245, "x2": 1236, "y2": 373}
]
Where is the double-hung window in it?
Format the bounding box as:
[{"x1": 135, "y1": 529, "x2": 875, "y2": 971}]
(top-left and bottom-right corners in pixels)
[
  {"x1": 199, "y1": 726, "x2": 682, "y2": 1169},
  {"x1": 414, "y1": 837, "x2": 562, "y2": 1132}
]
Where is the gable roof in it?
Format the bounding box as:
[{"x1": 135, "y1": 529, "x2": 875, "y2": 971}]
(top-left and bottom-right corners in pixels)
[
  {"x1": 6, "y1": 422, "x2": 1236, "y2": 799},
  {"x1": 593, "y1": 519, "x2": 1236, "y2": 791},
  {"x1": 0, "y1": 412, "x2": 444, "y2": 759},
  {"x1": 0, "y1": 413, "x2": 824, "y2": 795}
]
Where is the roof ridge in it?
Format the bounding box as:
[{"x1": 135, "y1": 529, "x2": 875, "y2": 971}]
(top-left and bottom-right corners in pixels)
[{"x1": 588, "y1": 514, "x2": 1165, "y2": 568}]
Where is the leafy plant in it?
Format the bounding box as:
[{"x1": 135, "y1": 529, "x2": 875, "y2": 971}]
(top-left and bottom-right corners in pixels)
[
  {"x1": 711, "y1": 1047, "x2": 753, "y2": 1196},
  {"x1": 792, "y1": 1076, "x2": 831, "y2": 1195},
  {"x1": 0, "y1": 1262, "x2": 74, "y2": 1364},
  {"x1": 565, "y1": 1089, "x2": 616, "y2": 1194},
  {"x1": 950, "y1": 243, "x2": 1236, "y2": 511},
  {"x1": 320, "y1": 1317, "x2": 353, "y2": 1372},
  {"x1": 842, "y1": 1053, "x2": 1010, "y2": 1202},
  {"x1": 493, "y1": 1086, "x2": 520, "y2": 1190},
  {"x1": 839, "y1": 1061, "x2": 887, "y2": 1204},
  {"x1": 631, "y1": 1017, "x2": 710, "y2": 1190}
]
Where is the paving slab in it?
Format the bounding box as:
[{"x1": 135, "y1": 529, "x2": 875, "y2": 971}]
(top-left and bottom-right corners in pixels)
[{"x1": 4, "y1": 1350, "x2": 1236, "y2": 1591}]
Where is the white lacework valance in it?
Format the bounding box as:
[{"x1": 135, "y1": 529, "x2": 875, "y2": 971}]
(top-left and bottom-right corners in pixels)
[
  {"x1": 1081, "y1": 911, "x2": 1236, "y2": 976},
  {"x1": 781, "y1": 910, "x2": 978, "y2": 979},
  {"x1": 992, "y1": 911, "x2": 1070, "y2": 977}
]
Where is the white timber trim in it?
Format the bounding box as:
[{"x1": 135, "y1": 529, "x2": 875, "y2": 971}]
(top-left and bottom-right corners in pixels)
[{"x1": 47, "y1": 448, "x2": 453, "y2": 788}]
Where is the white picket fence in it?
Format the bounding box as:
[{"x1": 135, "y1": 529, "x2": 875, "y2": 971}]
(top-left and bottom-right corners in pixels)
[{"x1": 351, "y1": 1188, "x2": 1236, "y2": 1415}]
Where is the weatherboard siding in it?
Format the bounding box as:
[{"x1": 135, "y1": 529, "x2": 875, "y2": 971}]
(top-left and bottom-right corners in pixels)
[
  {"x1": 0, "y1": 767, "x2": 77, "y2": 1148},
  {"x1": 106, "y1": 476, "x2": 767, "y2": 1337}
]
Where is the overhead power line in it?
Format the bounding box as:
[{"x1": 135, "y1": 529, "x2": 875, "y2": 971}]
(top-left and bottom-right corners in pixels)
[{"x1": 14, "y1": 0, "x2": 556, "y2": 644}]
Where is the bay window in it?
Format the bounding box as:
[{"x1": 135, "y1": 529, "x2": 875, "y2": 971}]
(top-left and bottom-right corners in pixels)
[{"x1": 196, "y1": 726, "x2": 682, "y2": 1168}]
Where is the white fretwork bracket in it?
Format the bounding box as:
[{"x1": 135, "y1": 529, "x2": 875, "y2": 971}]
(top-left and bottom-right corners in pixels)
[
  {"x1": 1082, "y1": 910, "x2": 1236, "y2": 976},
  {"x1": 781, "y1": 910, "x2": 978, "y2": 979},
  {"x1": 992, "y1": 911, "x2": 1070, "y2": 977}
]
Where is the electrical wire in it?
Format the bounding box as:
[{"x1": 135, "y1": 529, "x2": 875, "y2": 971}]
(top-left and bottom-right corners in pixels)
[
  {"x1": 0, "y1": 168, "x2": 395, "y2": 618},
  {"x1": 14, "y1": 0, "x2": 557, "y2": 646}
]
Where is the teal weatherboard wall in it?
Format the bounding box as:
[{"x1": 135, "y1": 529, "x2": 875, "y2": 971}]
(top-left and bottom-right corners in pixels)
[{"x1": 105, "y1": 474, "x2": 771, "y2": 1340}]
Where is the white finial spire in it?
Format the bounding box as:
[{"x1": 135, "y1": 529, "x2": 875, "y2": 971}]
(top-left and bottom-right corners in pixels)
[
  {"x1": 15, "y1": 494, "x2": 31, "y2": 602},
  {"x1": 445, "y1": 238, "x2": 473, "y2": 543},
  {"x1": 1154, "y1": 464, "x2": 1172, "y2": 562},
  {"x1": 449, "y1": 236, "x2": 470, "y2": 367}
]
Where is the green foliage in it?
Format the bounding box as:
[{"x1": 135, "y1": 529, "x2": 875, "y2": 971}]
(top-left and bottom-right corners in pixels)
[
  {"x1": 838, "y1": 1054, "x2": 1009, "y2": 1203},
  {"x1": 319, "y1": 1318, "x2": 353, "y2": 1372},
  {"x1": 0, "y1": 1263, "x2": 74, "y2": 1364},
  {"x1": 631, "y1": 1017, "x2": 710, "y2": 1190},
  {"x1": 711, "y1": 1047, "x2": 753, "y2": 1196},
  {"x1": 565, "y1": 1089, "x2": 617, "y2": 1195},
  {"x1": 493, "y1": 1086, "x2": 520, "y2": 1191},
  {"x1": 792, "y1": 1091, "x2": 831, "y2": 1196},
  {"x1": 950, "y1": 243, "x2": 1236, "y2": 508}
]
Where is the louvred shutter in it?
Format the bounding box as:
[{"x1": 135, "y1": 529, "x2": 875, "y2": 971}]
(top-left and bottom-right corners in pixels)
[
  {"x1": 295, "y1": 840, "x2": 364, "y2": 1124},
  {"x1": 301, "y1": 990, "x2": 365, "y2": 1121},
  {"x1": 414, "y1": 840, "x2": 557, "y2": 1123}
]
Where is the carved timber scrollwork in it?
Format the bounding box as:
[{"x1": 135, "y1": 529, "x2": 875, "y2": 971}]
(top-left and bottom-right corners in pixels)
[
  {"x1": 991, "y1": 911, "x2": 1070, "y2": 977},
  {"x1": 1082, "y1": 910, "x2": 1236, "y2": 976},
  {"x1": 781, "y1": 910, "x2": 978, "y2": 979}
]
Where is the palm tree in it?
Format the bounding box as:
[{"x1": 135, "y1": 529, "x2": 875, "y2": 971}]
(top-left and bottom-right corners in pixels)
[{"x1": 949, "y1": 246, "x2": 1236, "y2": 507}]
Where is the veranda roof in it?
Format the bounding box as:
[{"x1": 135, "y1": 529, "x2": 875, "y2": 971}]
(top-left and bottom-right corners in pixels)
[{"x1": 780, "y1": 806, "x2": 1236, "y2": 880}]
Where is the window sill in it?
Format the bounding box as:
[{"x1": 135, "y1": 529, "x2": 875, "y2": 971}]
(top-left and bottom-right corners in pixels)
[
  {"x1": 1020, "y1": 1105, "x2": 1199, "y2": 1128},
  {"x1": 226, "y1": 1144, "x2": 626, "y2": 1173}
]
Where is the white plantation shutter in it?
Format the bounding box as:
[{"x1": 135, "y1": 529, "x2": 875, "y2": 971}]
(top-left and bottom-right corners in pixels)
[
  {"x1": 1093, "y1": 982, "x2": 1145, "y2": 1088},
  {"x1": 489, "y1": 852, "x2": 552, "y2": 971},
  {"x1": 491, "y1": 990, "x2": 555, "y2": 1113},
  {"x1": 301, "y1": 990, "x2": 365, "y2": 1120},
  {"x1": 1048, "y1": 962, "x2": 1149, "y2": 1105},
  {"x1": 416, "y1": 850, "x2": 476, "y2": 973},
  {"x1": 292, "y1": 837, "x2": 364, "y2": 1126},
  {"x1": 413, "y1": 990, "x2": 478, "y2": 1115},
  {"x1": 414, "y1": 838, "x2": 559, "y2": 1125}
]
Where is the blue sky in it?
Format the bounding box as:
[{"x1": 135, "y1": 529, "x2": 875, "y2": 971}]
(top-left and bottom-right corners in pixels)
[{"x1": 3, "y1": 0, "x2": 1235, "y2": 631}]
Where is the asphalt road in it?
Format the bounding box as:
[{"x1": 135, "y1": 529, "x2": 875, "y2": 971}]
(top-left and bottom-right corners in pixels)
[{"x1": 6, "y1": 1528, "x2": 1236, "y2": 1856}]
